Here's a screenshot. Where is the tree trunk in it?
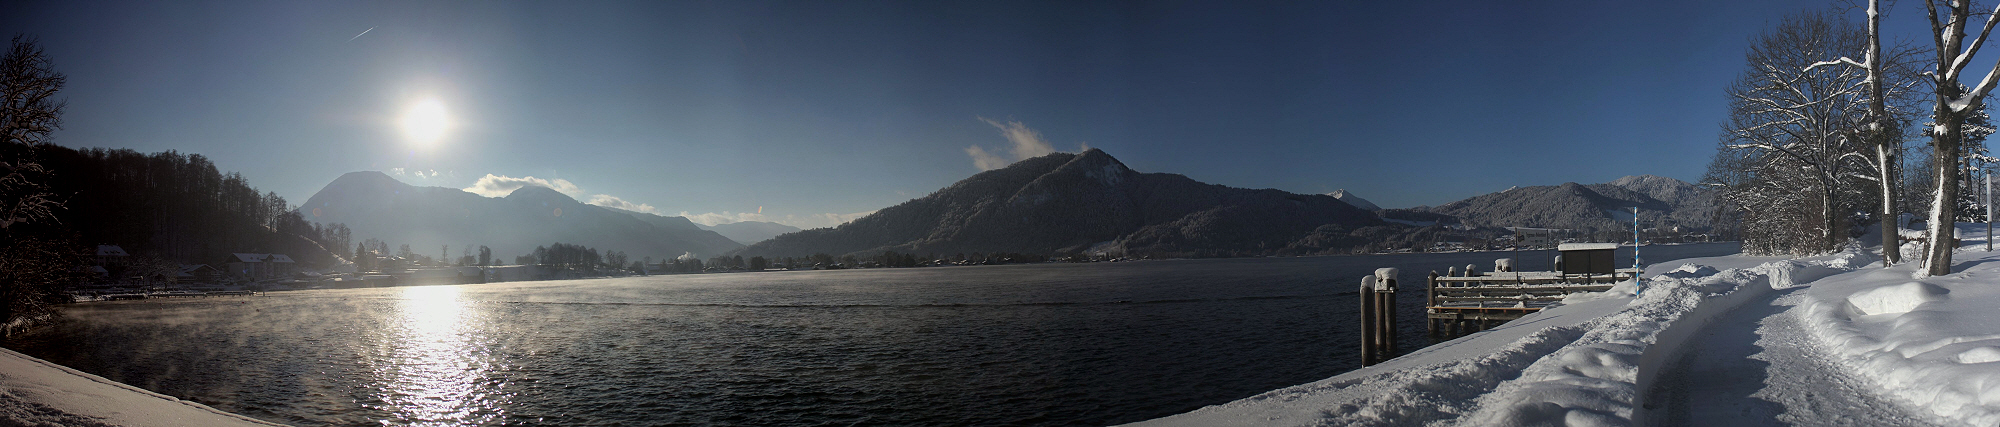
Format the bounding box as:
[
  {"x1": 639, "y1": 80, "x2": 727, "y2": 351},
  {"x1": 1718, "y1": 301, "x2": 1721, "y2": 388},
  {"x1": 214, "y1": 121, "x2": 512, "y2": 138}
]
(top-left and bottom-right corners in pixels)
[
  {"x1": 1866, "y1": 0, "x2": 1899, "y2": 264},
  {"x1": 1824, "y1": 186, "x2": 1839, "y2": 252},
  {"x1": 1927, "y1": 106, "x2": 1963, "y2": 276},
  {"x1": 1880, "y1": 143, "x2": 1901, "y2": 263}
]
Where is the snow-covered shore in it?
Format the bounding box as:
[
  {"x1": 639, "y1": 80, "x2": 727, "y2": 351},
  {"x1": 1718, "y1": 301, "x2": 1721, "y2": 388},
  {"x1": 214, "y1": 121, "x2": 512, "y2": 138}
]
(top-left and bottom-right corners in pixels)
[
  {"x1": 0, "y1": 347, "x2": 282, "y2": 427},
  {"x1": 1129, "y1": 241, "x2": 1933, "y2": 426},
  {"x1": 1793, "y1": 223, "x2": 2000, "y2": 425}
]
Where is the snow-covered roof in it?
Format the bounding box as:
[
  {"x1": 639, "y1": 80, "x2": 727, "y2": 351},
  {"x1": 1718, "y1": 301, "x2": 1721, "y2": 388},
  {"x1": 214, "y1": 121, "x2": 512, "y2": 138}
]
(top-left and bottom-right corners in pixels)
[
  {"x1": 95, "y1": 245, "x2": 128, "y2": 257},
  {"x1": 230, "y1": 253, "x2": 296, "y2": 263},
  {"x1": 1557, "y1": 243, "x2": 1619, "y2": 251},
  {"x1": 1507, "y1": 227, "x2": 1569, "y2": 233}
]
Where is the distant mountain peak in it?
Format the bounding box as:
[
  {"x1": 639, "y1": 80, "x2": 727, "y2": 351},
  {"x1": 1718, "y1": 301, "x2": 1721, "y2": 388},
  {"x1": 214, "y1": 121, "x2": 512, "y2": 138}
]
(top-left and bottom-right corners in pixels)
[
  {"x1": 737, "y1": 147, "x2": 1384, "y2": 258},
  {"x1": 323, "y1": 170, "x2": 407, "y2": 191},
  {"x1": 302, "y1": 170, "x2": 742, "y2": 262},
  {"x1": 503, "y1": 185, "x2": 576, "y2": 204},
  {"x1": 336, "y1": 170, "x2": 397, "y2": 181},
  {"x1": 1325, "y1": 189, "x2": 1382, "y2": 211},
  {"x1": 696, "y1": 220, "x2": 804, "y2": 246},
  {"x1": 1420, "y1": 175, "x2": 1715, "y2": 232},
  {"x1": 1608, "y1": 174, "x2": 1675, "y2": 186}
]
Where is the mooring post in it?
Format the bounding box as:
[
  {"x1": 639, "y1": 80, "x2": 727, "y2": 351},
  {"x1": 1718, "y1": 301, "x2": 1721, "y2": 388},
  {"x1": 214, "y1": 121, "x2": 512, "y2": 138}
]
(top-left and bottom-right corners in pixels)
[
  {"x1": 1375, "y1": 267, "x2": 1399, "y2": 364},
  {"x1": 1426, "y1": 271, "x2": 1440, "y2": 339},
  {"x1": 1359, "y1": 275, "x2": 1378, "y2": 366}
]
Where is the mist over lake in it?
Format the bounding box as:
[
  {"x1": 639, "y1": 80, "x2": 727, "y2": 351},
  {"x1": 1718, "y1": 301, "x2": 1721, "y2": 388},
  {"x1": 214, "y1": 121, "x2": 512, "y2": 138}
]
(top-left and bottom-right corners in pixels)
[{"x1": 7, "y1": 244, "x2": 1735, "y2": 426}]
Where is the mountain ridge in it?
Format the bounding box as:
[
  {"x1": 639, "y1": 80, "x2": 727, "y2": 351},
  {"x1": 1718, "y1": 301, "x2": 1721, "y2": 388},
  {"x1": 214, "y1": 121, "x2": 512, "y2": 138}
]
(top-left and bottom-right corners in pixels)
[
  {"x1": 1421, "y1": 175, "x2": 1715, "y2": 233},
  {"x1": 736, "y1": 149, "x2": 1389, "y2": 258},
  {"x1": 302, "y1": 171, "x2": 743, "y2": 263},
  {"x1": 694, "y1": 220, "x2": 802, "y2": 246}
]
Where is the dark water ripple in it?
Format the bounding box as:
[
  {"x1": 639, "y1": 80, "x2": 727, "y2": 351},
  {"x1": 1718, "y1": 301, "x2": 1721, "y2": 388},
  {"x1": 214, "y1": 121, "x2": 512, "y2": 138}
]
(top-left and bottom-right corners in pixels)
[{"x1": 5, "y1": 244, "x2": 1735, "y2": 426}]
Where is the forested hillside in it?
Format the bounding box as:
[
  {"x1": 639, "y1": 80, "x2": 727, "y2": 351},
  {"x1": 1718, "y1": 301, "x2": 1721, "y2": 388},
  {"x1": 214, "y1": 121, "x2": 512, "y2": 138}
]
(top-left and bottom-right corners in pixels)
[
  {"x1": 738, "y1": 149, "x2": 1391, "y2": 258},
  {"x1": 37, "y1": 147, "x2": 345, "y2": 266}
]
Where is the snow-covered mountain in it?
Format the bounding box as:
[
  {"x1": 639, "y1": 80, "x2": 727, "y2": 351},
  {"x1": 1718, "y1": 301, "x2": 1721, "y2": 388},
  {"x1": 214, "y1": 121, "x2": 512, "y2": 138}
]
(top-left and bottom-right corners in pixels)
[
  {"x1": 696, "y1": 221, "x2": 802, "y2": 246},
  {"x1": 301, "y1": 171, "x2": 743, "y2": 262},
  {"x1": 1421, "y1": 175, "x2": 1715, "y2": 232},
  {"x1": 1325, "y1": 189, "x2": 1382, "y2": 211},
  {"x1": 736, "y1": 149, "x2": 1389, "y2": 258}
]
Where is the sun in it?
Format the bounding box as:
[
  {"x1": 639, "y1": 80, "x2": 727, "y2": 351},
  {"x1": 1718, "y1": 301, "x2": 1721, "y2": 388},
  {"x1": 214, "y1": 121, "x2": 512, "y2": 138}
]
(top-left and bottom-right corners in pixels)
[{"x1": 398, "y1": 98, "x2": 453, "y2": 148}]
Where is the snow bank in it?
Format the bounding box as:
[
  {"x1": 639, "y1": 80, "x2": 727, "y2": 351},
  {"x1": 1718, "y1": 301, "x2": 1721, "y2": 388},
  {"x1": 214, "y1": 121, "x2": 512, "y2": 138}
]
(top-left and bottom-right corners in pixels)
[
  {"x1": 1132, "y1": 250, "x2": 1868, "y2": 427},
  {"x1": 1460, "y1": 250, "x2": 1862, "y2": 427},
  {"x1": 0, "y1": 347, "x2": 281, "y2": 427},
  {"x1": 1124, "y1": 296, "x2": 1626, "y2": 427},
  {"x1": 1798, "y1": 224, "x2": 2000, "y2": 425},
  {"x1": 1845, "y1": 282, "x2": 1949, "y2": 316}
]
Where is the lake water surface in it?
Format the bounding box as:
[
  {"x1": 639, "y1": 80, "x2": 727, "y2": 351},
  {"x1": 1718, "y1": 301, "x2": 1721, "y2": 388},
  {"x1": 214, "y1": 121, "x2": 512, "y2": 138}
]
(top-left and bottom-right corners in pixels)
[{"x1": 6, "y1": 243, "x2": 1738, "y2": 426}]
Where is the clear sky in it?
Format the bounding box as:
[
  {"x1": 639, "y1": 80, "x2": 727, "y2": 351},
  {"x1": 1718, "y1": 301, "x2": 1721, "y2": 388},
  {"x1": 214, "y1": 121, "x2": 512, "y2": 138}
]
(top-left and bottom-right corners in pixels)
[{"x1": 3, "y1": 0, "x2": 1905, "y2": 228}]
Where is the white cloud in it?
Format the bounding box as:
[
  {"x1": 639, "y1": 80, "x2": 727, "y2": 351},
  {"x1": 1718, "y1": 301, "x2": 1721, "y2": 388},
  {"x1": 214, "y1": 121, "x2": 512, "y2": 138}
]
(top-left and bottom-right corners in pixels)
[
  {"x1": 588, "y1": 194, "x2": 658, "y2": 214},
  {"x1": 462, "y1": 174, "x2": 584, "y2": 197},
  {"x1": 965, "y1": 145, "x2": 1010, "y2": 171},
  {"x1": 966, "y1": 117, "x2": 1064, "y2": 171},
  {"x1": 679, "y1": 210, "x2": 877, "y2": 229},
  {"x1": 389, "y1": 168, "x2": 456, "y2": 182}
]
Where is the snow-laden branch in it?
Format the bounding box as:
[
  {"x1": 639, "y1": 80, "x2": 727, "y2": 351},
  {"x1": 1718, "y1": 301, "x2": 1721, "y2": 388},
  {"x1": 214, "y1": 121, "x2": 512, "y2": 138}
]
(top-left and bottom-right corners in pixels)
[
  {"x1": 1947, "y1": 2, "x2": 2000, "y2": 79},
  {"x1": 1805, "y1": 57, "x2": 1868, "y2": 72}
]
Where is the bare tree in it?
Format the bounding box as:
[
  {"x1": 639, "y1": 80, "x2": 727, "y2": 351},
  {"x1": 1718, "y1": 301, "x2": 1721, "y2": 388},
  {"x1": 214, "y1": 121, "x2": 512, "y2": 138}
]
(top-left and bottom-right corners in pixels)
[
  {"x1": 1811, "y1": 0, "x2": 1931, "y2": 264},
  {"x1": 1717, "y1": 11, "x2": 1880, "y2": 255},
  {"x1": 1917, "y1": 0, "x2": 2000, "y2": 276},
  {"x1": 0, "y1": 35, "x2": 74, "y2": 336},
  {"x1": 0, "y1": 35, "x2": 64, "y2": 231}
]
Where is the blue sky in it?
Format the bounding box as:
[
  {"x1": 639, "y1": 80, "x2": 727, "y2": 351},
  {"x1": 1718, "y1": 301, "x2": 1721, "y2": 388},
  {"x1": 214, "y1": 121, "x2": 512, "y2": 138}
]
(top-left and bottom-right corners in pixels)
[{"x1": 1, "y1": 0, "x2": 1902, "y2": 228}]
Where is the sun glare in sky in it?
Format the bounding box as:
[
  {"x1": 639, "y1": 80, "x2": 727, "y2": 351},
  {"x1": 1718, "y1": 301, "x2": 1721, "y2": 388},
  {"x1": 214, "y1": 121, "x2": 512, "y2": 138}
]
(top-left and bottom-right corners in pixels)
[{"x1": 398, "y1": 98, "x2": 453, "y2": 148}]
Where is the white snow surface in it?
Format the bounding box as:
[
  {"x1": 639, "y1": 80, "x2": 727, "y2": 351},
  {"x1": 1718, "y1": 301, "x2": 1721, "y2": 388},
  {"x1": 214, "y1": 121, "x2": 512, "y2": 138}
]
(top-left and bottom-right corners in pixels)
[
  {"x1": 1131, "y1": 247, "x2": 1881, "y2": 427},
  {"x1": 1326, "y1": 189, "x2": 1382, "y2": 211},
  {"x1": 0, "y1": 347, "x2": 283, "y2": 427},
  {"x1": 1797, "y1": 223, "x2": 2000, "y2": 426}
]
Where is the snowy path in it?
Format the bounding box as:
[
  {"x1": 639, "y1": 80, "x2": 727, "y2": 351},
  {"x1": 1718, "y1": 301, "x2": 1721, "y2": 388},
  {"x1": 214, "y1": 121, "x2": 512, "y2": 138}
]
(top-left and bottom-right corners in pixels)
[{"x1": 1645, "y1": 285, "x2": 1942, "y2": 426}]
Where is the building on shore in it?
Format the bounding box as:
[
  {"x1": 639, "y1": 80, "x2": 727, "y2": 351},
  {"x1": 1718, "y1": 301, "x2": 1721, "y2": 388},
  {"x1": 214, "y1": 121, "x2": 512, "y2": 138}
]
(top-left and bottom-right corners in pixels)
[{"x1": 226, "y1": 253, "x2": 297, "y2": 281}]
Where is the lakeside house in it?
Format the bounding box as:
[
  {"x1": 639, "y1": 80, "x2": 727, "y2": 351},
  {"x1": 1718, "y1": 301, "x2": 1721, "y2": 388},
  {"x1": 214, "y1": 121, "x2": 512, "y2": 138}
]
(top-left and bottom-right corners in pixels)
[
  {"x1": 226, "y1": 253, "x2": 297, "y2": 281},
  {"x1": 93, "y1": 245, "x2": 129, "y2": 268},
  {"x1": 179, "y1": 264, "x2": 222, "y2": 283},
  {"x1": 1507, "y1": 227, "x2": 1572, "y2": 247}
]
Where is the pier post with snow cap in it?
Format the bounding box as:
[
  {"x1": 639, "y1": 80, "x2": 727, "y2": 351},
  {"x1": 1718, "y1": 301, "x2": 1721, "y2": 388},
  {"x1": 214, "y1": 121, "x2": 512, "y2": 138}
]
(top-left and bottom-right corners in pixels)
[
  {"x1": 1359, "y1": 268, "x2": 1400, "y2": 366},
  {"x1": 1359, "y1": 275, "x2": 1379, "y2": 366},
  {"x1": 1427, "y1": 271, "x2": 1441, "y2": 339},
  {"x1": 1379, "y1": 268, "x2": 1398, "y2": 361}
]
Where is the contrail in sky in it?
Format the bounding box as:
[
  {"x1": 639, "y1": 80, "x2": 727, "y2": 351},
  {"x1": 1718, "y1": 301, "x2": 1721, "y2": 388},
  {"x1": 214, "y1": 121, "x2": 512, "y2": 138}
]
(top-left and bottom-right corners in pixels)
[{"x1": 348, "y1": 27, "x2": 374, "y2": 42}]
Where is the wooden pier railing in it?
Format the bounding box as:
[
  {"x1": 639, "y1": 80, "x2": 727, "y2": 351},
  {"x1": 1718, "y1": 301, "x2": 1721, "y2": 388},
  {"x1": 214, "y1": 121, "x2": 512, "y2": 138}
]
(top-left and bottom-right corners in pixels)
[{"x1": 1425, "y1": 268, "x2": 1636, "y2": 340}]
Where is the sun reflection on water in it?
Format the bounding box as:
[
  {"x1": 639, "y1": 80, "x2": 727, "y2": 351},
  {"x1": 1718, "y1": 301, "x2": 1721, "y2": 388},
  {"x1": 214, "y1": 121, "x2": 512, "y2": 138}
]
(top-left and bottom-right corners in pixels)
[{"x1": 370, "y1": 285, "x2": 509, "y2": 425}]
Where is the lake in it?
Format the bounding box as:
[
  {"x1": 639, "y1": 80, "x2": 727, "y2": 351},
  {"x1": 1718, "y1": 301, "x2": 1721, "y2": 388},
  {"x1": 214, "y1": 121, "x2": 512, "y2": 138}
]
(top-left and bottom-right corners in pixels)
[{"x1": 4, "y1": 243, "x2": 1737, "y2": 426}]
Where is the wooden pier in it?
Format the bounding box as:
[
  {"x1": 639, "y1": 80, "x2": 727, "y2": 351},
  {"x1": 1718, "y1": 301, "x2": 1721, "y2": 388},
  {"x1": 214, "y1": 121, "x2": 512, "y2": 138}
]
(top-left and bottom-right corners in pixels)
[
  {"x1": 1425, "y1": 269, "x2": 1636, "y2": 340},
  {"x1": 1358, "y1": 269, "x2": 1399, "y2": 366}
]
